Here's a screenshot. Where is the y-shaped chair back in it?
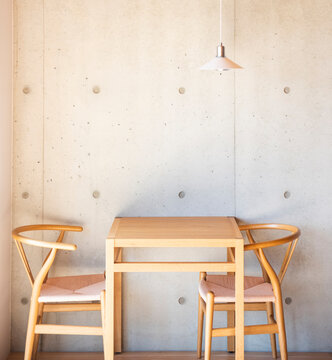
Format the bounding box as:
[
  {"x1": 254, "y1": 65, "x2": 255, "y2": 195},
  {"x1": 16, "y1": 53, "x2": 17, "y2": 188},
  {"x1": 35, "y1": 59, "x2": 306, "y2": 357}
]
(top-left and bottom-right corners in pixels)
[
  {"x1": 198, "y1": 223, "x2": 300, "y2": 360},
  {"x1": 12, "y1": 224, "x2": 108, "y2": 360},
  {"x1": 240, "y1": 223, "x2": 300, "y2": 285},
  {"x1": 13, "y1": 224, "x2": 82, "y2": 294}
]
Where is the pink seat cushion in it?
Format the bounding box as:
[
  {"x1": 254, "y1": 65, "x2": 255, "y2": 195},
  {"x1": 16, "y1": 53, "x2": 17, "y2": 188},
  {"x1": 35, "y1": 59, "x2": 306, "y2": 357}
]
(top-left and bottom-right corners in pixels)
[
  {"x1": 38, "y1": 274, "x2": 105, "y2": 303},
  {"x1": 199, "y1": 275, "x2": 275, "y2": 303}
]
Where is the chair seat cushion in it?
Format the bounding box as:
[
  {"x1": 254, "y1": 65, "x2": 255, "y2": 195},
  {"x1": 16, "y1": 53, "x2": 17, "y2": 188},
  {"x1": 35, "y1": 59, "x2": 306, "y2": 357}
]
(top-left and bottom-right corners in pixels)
[
  {"x1": 38, "y1": 274, "x2": 105, "y2": 303},
  {"x1": 199, "y1": 275, "x2": 275, "y2": 303}
]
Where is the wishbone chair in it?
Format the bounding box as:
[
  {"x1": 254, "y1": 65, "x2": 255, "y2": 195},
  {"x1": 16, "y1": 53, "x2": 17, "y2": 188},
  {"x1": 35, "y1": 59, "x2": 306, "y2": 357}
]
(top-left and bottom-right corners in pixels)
[
  {"x1": 12, "y1": 224, "x2": 109, "y2": 360},
  {"x1": 197, "y1": 223, "x2": 300, "y2": 360}
]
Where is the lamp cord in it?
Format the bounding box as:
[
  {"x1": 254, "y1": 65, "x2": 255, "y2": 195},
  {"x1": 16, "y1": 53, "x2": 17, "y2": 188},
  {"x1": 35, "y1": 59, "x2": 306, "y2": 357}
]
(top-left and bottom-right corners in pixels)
[{"x1": 220, "y1": 0, "x2": 223, "y2": 43}]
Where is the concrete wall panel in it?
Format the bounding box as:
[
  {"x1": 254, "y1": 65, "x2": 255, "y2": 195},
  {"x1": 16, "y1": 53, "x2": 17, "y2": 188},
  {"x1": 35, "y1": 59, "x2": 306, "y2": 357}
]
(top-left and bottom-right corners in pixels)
[
  {"x1": 0, "y1": 0, "x2": 12, "y2": 358},
  {"x1": 12, "y1": 0, "x2": 46, "y2": 350},
  {"x1": 235, "y1": 0, "x2": 332, "y2": 352},
  {"x1": 13, "y1": 0, "x2": 236, "y2": 352},
  {"x1": 12, "y1": 0, "x2": 332, "y2": 353}
]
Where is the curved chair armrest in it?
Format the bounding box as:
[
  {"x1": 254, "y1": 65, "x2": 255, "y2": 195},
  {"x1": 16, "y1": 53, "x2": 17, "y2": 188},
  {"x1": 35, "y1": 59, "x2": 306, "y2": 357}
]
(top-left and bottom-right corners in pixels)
[
  {"x1": 13, "y1": 224, "x2": 83, "y2": 234},
  {"x1": 12, "y1": 224, "x2": 81, "y2": 288},
  {"x1": 16, "y1": 236, "x2": 77, "y2": 251},
  {"x1": 239, "y1": 223, "x2": 299, "y2": 233},
  {"x1": 244, "y1": 238, "x2": 292, "y2": 251},
  {"x1": 240, "y1": 223, "x2": 300, "y2": 285},
  {"x1": 12, "y1": 224, "x2": 82, "y2": 251},
  {"x1": 240, "y1": 223, "x2": 300, "y2": 252}
]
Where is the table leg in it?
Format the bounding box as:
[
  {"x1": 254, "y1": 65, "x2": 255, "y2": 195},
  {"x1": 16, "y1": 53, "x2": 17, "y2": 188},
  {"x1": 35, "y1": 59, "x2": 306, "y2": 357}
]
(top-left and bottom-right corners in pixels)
[
  {"x1": 114, "y1": 249, "x2": 122, "y2": 353},
  {"x1": 235, "y1": 242, "x2": 244, "y2": 360},
  {"x1": 105, "y1": 239, "x2": 115, "y2": 360},
  {"x1": 227, "y1": 247, "x2": 235, "y2": 352}
]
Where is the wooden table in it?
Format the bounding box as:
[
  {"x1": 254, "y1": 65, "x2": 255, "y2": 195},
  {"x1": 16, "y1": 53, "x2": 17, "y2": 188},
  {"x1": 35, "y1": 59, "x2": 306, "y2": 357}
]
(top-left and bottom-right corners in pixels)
[{"x1": 105, "y1": 217, "x2": 244, "y2": 360}]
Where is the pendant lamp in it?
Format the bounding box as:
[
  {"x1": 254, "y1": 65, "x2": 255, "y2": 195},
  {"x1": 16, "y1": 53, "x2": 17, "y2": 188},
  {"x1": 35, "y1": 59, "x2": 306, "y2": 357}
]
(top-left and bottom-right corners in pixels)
[{"x1": 200, "y1": 0, "x2": 242, "y2": 71}]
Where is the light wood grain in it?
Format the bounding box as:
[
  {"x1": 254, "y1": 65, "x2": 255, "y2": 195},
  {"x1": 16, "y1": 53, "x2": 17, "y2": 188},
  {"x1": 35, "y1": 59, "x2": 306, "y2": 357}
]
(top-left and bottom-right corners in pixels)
[
  {"x1": 235, "y1": 243, "x2": 244, "y2": 360},
  {"x1": 266, "y1": 302, "x2": 277, "y2": 359},
  {"x1": 108, "y1": 218, "x2": 122, "y2": 240},
  {"x1": 212, "y1": 324, "x2": 278, "y2": 337},
  {"x1": 226, "y1": 248, "x2": 235, "y2": 353},
  {"x1": 214, "y1": 303, "x2": 266, "y2": 311},
  {"x1": 204, "y1": 292, "x2": 215, "y2": 360},
  {"x1": 107, "y1": 216, "x2": 245, "y2": 360},
  {"x1": 101, "y1": 290, "x2": 107, "y2": 356},
  {"x1": 114, "y1": 239, "x2": 239, "y2": 248},
  {"x1": 226, "y1": 309, "x2": 235, "y2": 353},
  {"x1": 34, "y1": 325, "x2": 103, "y2": 336},
  {"x1": 113, "y1": 262, "x2": 236, "y2": 272},
  {"x1": 108, "y1": 217, "x2": 242, "y2": 241},
  {"x1": 105, "y1": 238, "x2": 115, "y2": 359},
  {"x1": 197, "y1": 273, "x2": 206, "y2": 359},
  {"x1": 114, "y1": 249, "x2": 122, "y2": 353},
  {"x1": 8, "y1": 352, "x2": 332, "y2": 360},
  {"x1": 108, "y1": 219, "x2": 123, "y2": 353},
  {"x1": 43, "y1": 303, "x2": 101, "y2": 312},
  {"x1": 198, "y1": 223, "x2": 301, "y2": 360},
  {"x1": 12, "y1": 225, "x2": 106, "y2": 360}
]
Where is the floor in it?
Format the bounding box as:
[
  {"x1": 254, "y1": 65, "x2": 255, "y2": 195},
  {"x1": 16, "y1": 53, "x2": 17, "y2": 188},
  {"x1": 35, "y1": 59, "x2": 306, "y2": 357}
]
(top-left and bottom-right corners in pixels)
[{"x1": 8, "y1": 353, "x2": 332, "y2": 360}]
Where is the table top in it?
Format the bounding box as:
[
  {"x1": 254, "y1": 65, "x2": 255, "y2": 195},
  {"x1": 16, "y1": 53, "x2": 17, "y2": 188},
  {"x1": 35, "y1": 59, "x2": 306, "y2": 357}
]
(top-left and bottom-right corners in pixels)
[{"x1": 107, "y1": 217, "x2": 242, "y2": 247}]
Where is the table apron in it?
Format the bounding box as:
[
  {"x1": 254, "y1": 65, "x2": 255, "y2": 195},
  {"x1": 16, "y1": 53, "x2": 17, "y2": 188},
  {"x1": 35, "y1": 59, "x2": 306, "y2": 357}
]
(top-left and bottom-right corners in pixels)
[
  {"x1": 112, "y1": 262, "x2": 236, "y2": 272},
  {"x1": 113, "y1": 239, "x2": 240, "y2": 248}
]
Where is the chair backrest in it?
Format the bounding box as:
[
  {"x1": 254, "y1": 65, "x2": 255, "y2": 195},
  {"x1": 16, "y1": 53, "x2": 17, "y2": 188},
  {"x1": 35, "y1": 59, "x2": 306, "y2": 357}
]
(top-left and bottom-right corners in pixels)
[
  {"x1": 238, "y1": 224, "x2": 300, "y2": 285},
  {"x1": 12, "y1": 225, "x2": 82, "y2": 291}
]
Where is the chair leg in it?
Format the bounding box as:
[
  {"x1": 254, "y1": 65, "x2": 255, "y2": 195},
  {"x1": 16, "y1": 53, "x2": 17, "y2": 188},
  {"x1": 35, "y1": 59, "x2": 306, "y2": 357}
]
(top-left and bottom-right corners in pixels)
[
  {"x1": 101, "y1": 290, "x2": 108, "y2": 360},
  {"x1": 24, "y1": 296, "x2": 40, "y2": 360},
  {"x1": 275, "y1": 297, "x2": 288, "y2": 360},
  {"x1": 197, "y1": 297, "x2": 204, "y2": 358},
  {"x1": 227, "y1": 309, "x2": 235, "y2": 353},
  {"x1": 31, "y1": 303, "x2": 44, "y2": 360},
  {"x1": 204, "y1": 292, "x2": 214, "y2": 360},
  {"x1": 266, "y1": 302, "x2": 277, "y2": 359}
]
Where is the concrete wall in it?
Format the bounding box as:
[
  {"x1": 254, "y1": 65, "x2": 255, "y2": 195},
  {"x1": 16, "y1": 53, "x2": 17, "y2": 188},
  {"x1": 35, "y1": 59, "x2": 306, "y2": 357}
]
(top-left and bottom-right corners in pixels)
[
  {"x1": 235, "y1": 0, "x2": 332, "y2": 351},
  {"x1": 0, "y1": 0, "x2": 12, "y2": 358},
  {"x1": 12, "y1": 0, "x2": 332, "y2": 353}
]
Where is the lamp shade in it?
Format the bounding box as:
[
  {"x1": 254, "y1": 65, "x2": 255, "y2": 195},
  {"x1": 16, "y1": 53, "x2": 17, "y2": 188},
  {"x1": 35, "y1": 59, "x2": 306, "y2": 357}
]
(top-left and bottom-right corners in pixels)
[{"x1": 200, "y1": 44, "x2": 242, "y2": 71}]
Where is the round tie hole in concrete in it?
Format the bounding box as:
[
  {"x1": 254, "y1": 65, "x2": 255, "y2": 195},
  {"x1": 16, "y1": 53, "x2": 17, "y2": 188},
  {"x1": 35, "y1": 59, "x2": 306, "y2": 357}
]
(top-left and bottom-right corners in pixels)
[
  {"x1": 21, "y1": 297, "x2": 29, "y2": 305},
  {"x1": 284, "y1": 191, "x2": 291, "y2": 199},
  {"x1": 22, "y1": 192, "x2": 29, "y2": 199},
  {"x1": 285, "y1": 297, "x2": 292, "y2": 305},
  {"x1": 178, "y1": 297, "x2": 185, "y2": 305},
  {"x1": 93, "y1": 190, "x2": 100, "y2": 199},
  {"x1": 178, "y1": 191, "x2": 185, "y2": 199},
  {"x1": 93, "y1": 86, "x2": 100, "y2": 94}
]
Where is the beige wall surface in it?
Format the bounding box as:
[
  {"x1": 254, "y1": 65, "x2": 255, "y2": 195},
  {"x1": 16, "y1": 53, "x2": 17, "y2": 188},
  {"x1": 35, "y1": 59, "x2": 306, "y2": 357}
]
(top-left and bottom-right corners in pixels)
[
  {"x1": 12, "y1": 0, "x2": 332, "y2": 353},
  {"x1": 0, "y1": 0, "x2": 12, "y2": 358}
]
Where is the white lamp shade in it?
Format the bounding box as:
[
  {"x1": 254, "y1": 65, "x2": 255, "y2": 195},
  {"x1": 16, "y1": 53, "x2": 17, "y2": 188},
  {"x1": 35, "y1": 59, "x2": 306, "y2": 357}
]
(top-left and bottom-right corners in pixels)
[{"x1": 200, "y1": 56, "x2": 242, "y2": 71}]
